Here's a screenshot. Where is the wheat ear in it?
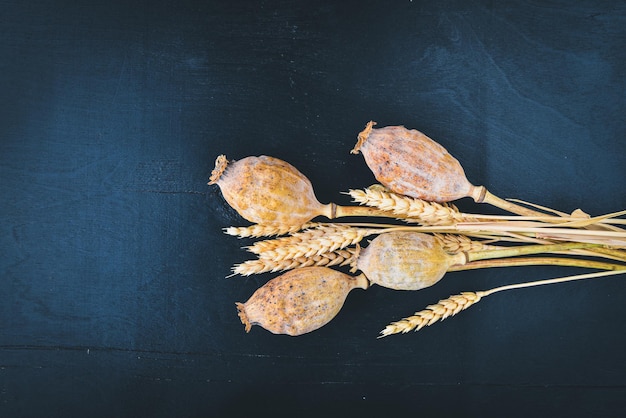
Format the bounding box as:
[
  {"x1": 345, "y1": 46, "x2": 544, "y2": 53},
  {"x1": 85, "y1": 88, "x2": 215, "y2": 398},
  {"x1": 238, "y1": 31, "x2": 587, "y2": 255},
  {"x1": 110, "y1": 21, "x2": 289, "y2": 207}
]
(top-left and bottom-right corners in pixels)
[
  {"x1": 224, "y1": 222, "x2": 318, "y2": 238},
  {"x1": 347, "y1": 187, "x2": 465, "y2": 225},
  {"x1": 247, "y1": 224, "x2": 375, "y2": 261},
  {"x1": 379, "y1": 292, "x2": 483, "y2": 337},
  {"x1": 230, "y1": 247, "x2": 359, "y2": 276},
  {"x1": 379, "y1": 269, "x2": 626, "y2": 337},
  {"x1": 434, "y1": 233, "x2": 496, "y2": 254}
]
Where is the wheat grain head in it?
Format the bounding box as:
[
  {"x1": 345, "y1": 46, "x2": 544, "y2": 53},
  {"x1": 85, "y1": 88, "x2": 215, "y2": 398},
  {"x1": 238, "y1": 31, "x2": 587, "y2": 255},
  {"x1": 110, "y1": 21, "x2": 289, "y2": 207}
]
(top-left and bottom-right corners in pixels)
[
  {"x1": 231, "y1": 248, "x2": 359, "y2": 276},
  {"x1": 434, "y1": 233, "x2": 495, "y2": 254},
  {"x1": 224, "y1": 222, "x2": 318, "y2": 238},
  {"x1": 247, "y1": 224, "x2": 375, "y2": 262},
  {"x1": 379, "y1": 291, "x2": 484, "y2": 337},
  {"x1": 348, "y1": 187, "x2": 465, "y2": 226}
]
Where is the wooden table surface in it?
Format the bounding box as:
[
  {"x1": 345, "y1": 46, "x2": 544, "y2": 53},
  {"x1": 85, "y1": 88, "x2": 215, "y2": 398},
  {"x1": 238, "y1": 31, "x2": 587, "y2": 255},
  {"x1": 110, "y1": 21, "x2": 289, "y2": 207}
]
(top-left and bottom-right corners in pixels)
[{"x1": 2, "y1": 1, "x2": 625, "y2": 416}]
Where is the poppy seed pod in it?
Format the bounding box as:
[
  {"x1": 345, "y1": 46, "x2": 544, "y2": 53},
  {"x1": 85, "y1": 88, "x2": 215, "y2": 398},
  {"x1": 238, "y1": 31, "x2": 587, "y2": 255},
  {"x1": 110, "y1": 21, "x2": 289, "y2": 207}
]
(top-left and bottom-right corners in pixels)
[
  {"x1": 209, "y1": 155, "x2": 332, "y2": 226},
  {"x1": 351, "y1": 121, "x2": 484, "y2": 203},
  {"x1": 236, "y1": 267, "x2": 369, "y2": 336},
  {"x1": 357, "y1": 231, "x2": 466, "y2": 290}
]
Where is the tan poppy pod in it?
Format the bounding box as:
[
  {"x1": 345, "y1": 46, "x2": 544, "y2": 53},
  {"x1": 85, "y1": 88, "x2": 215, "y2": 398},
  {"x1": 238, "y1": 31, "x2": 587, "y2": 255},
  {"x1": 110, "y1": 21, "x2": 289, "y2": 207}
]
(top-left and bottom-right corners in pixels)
[
  {"x1": 351, "y1": 121, "x2": 483, "y2": 203},
  {"x1": 351, "y1": 121, "x2": 547, "y2": 217},
  {"x1": 236, "y1": 266, "x2": 369, "y2": 336},
  {"x1": 356, "y1": 231, "x2": 465, "y2": 291},
  {"x1": 209, "y1": 155, "x2": 332, "y2": 227}
]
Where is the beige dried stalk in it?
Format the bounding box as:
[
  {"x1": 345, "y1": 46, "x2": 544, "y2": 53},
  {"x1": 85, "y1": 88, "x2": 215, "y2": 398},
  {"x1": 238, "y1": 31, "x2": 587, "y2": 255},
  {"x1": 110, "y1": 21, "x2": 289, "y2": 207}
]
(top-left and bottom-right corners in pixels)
[
  {"x1": 247, "y1": 224, "x2": 375, "y2": 261},
  {"x1": 348, "y1": 187, "x2": 466, "y2": 225},
  {"x1": 231, "y1": 247, "x2": 359, "y2": 276}
]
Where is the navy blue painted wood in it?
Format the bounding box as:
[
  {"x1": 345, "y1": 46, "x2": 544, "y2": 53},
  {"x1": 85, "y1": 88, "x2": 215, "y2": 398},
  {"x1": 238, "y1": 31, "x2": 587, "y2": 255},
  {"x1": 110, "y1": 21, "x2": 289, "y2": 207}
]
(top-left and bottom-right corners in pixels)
[{"x1": 2, "y1": 1, "x2": 625, "y2": 416}]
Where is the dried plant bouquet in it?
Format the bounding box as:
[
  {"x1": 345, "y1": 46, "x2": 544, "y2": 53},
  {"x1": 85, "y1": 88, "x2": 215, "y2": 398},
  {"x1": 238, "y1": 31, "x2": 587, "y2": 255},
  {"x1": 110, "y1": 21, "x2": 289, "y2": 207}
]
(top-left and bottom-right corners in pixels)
[{"x1": 209, "y1": 121, "x2": 626, "y2": 337}]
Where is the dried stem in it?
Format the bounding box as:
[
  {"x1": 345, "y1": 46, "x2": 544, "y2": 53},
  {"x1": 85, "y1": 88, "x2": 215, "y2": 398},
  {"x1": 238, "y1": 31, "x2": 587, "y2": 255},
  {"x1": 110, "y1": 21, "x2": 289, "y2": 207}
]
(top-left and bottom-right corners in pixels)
[
  {"x1": 344, "y1": 217, "x2": 626, "y2": 252},
  {"x1": 453, "y1": 222, "x2": 626, "y2": 247},
  {"x1": 333, "y1": 205, "x2": 399, "y2": 219},
  {"x1": 448, "y1": 256, "x2": 626, "y2": 272},
  {"x1": 480, "y1": 190, "x2": 626, "y2": 235},
  {"x1": 476, "y1": 188, "x2": 551, "y2": 218},
  {"x1": 549, "y1": 209, "x2": 626, "y2": 230},
  {"x1": 482, "y1": 268, "x2": 626, "y2": 295},
  {"x1": 464, "y1": 241, "x2": 601, "y2": 263},
  {"x1": 307, "y1": 222, "x2": 626, "y2": 262},
  {"x1": 506, "y1": 199, "x2": 626, "y2": 230}
]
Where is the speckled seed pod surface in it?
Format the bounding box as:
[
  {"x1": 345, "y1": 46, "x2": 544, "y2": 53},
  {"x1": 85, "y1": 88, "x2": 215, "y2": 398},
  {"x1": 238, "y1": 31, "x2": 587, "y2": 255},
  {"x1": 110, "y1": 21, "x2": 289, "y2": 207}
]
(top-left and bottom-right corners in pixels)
[
  {"x1": 236, "y1": 266, "x2": 369, "y2": 336},
  {"x1": 357, "y1": 231, "x2": 465, "y2": 290},
  {"x1": 352, "y1": 121, "x2": 475, "y2": 202},
  {"x1": 209, "y1": 155, "x2": 330, "y2": 226}
]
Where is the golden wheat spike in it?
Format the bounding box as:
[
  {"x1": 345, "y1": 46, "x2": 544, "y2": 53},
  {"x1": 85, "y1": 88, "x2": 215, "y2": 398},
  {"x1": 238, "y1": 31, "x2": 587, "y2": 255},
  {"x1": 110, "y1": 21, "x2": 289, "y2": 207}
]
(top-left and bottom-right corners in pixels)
[
  {"x1": 223, "y1": 222, "x2": 318, "y2": 238},
  {"x1": 379, "y1": 269, "x2": 626, "y2": 338},
  {"x1": 230, "y1": 248, "x2": 358, "y2": 276},
  {"x1": 247, "y1": 224, "x2": 375, "y2": 262},
  {"x1": 347, "y1": 187, "x2": 466, "y2": 226}
]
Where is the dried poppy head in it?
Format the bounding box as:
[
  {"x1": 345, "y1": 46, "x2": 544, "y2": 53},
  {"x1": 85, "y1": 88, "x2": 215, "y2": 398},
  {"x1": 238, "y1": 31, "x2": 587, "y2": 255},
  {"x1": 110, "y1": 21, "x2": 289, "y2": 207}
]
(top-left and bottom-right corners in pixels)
[
  {"x1": 236, "y1": 266, "x2": 369, "y2": 336},
  {"x1": 351, "y1": 121, "x2": 482, "y2": 203},
  {"x1": 356, "y1": 231, "x2": 465, "y2": 290},
  {"x1": 352, "y1": 121, "x2": 546, "y2": 217},
  {"x1": 209, "y1": 155, "x2": 332, "y2": 227}
]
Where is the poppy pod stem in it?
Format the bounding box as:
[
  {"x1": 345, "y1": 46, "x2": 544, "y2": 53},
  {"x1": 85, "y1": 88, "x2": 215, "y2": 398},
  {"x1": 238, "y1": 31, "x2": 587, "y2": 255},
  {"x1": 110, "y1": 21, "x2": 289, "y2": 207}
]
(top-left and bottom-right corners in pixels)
[
  {"x1": 463, "y1": 241, "x2": 602, "y2": 263},
  {"x1": 333, "y1": 204, "x2": 395, "y2": 219},
  {"x1": 473, "y1": 187, "x2": 550, "y2": 218},
  {"x1": 448, "y1": 257, "x2": 626, "y2": 272}
]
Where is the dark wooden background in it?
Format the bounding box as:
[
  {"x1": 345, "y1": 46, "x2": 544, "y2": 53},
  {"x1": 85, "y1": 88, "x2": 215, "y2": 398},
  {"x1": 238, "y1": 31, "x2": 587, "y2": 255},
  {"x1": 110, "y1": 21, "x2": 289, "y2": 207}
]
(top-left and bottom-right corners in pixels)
[{"x1": 2, "y1": 1, "x2": 625, "y2": 416}]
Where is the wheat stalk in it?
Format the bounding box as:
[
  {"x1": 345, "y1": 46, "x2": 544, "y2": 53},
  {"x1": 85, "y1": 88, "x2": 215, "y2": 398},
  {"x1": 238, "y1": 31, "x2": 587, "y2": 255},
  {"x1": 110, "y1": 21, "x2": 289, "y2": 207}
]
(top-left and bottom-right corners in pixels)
[
  {"x1": 347, "y1": 187, "x2": 466, "y2": 225},
  {"x1": 247, "y1": 224, "x2": 375, "y2": 261},
  {"x1": 379, "y1": 269, "x2": 626, "y2": 337},
  {"x1": 379, "y1": 292, "x2": 483, "y2": 337},
  {"x1": 244, "y1": 224, "x2": 332, "y2": 253},
  {"x1": 230, "y1": 247, "x2": 359, "y2": 276},
  {"x1": 224, "y1": 222, "x2": 318, "y2": 238}
]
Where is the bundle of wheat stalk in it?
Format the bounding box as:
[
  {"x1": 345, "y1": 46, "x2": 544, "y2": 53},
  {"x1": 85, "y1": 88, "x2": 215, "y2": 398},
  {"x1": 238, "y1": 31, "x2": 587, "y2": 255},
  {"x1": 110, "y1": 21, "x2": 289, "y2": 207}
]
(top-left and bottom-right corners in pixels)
[{"x1": 209, "y1": 121, "x2": 626, "y2": 337}]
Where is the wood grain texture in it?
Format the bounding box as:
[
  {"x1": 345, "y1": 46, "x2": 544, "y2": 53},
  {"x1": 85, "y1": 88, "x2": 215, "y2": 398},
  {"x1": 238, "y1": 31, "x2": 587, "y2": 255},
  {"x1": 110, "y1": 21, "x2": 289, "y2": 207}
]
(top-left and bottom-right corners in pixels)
[{"x1": 1, "y1": 0, "x2": 625, "y2": 417}]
